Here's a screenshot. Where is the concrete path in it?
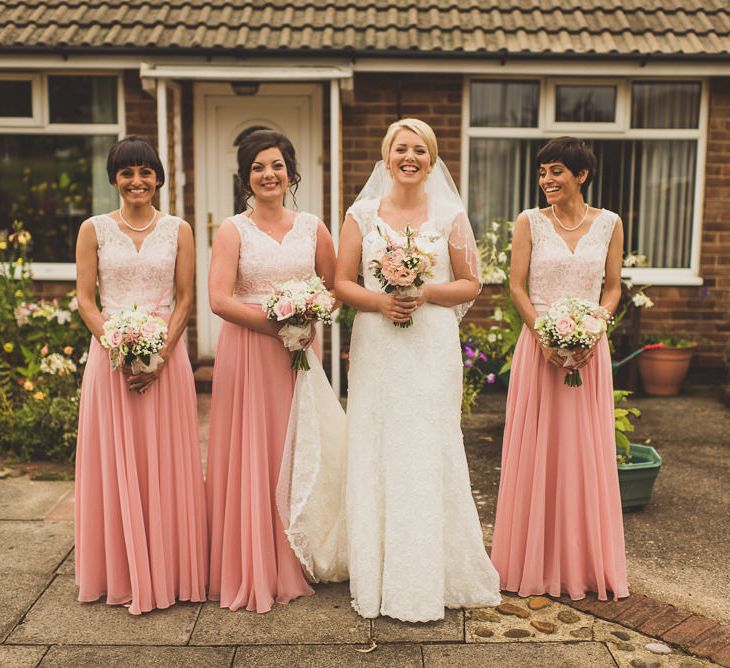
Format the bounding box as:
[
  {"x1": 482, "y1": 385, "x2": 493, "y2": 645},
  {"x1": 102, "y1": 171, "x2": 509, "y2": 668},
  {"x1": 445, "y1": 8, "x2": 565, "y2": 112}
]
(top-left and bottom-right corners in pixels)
[{"x1": 0, "y1": 385, "x2": 727, "y2": 667}]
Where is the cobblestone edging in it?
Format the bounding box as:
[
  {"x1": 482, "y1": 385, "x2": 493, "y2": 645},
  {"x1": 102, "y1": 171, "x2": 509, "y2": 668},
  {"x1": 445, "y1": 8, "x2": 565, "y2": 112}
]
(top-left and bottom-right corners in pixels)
[{"x1": 565, "y1": 593, "x2": 730, "y2": 666}]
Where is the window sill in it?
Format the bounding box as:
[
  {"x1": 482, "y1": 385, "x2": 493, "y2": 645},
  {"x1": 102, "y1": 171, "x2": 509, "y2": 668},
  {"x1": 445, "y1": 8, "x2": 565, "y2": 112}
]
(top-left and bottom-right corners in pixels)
[
  {"x1": 621, "y1": 268, "x2": 703, "y2": 287},
  {"x1": 31, "y1": 263, "x2": 76, "y2": 282}
]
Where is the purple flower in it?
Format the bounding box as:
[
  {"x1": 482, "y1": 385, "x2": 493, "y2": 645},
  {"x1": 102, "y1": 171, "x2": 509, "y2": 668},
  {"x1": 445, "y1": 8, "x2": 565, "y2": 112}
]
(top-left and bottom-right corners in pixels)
[
  {"x1": 465, "y1": 359, "x2": 474, "y2": 367},
  {"x1": 479, "y1": 352, "x2": 487, "y2": 361},
  {"x1": 486, "y1": 373, "x2": 496, "y2": 384},
  {"x1": 464, "y1": 346, "x2": 475, "y2": 359}
]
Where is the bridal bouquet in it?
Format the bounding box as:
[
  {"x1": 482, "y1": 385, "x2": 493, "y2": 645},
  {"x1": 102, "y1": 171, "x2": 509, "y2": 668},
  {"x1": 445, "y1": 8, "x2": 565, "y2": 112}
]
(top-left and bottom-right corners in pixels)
[
  {"x1": 533, "y1": 296, "x2": 609, "y2": 387},
  {"x1": 369, "y1": 225, "x2": 436, "y2": 328},
  {"x1": 100, "y1": 306, "x2": 168, "y2": 376},
  {"x1": 263, "y1": 276, "x2": 335, "y2": 371}
]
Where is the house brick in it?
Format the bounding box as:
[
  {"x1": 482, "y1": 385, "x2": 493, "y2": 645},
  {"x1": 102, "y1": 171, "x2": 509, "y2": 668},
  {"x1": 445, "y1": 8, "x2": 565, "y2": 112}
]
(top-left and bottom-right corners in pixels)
[
  {"x1": 660, "y1": 614, "x2": 719, "y2": 646},
  {"x1": 638, "y1": 605, "x2": 693, "y2": 637},
  {"x1": 687, "y1": 624, "x2": 730, "y2": 659}
]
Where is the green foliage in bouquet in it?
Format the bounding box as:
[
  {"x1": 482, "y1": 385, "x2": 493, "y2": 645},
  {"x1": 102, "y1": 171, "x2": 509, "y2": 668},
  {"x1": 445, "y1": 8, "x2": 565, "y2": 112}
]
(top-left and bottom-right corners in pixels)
[{"x1": 0, "y1": 222, "x2": 88, "y2": 462}]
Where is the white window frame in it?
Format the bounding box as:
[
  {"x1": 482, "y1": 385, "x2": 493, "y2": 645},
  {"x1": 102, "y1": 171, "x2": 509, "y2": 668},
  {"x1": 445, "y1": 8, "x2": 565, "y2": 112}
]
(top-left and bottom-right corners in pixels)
[
  {"x1": 0, "y1": 73, "x2": 42, "y2": 126},
  {"x1": 0, "y1": 71, "x2": 126, "y2": 280},
  {"x1": 461, "y1": 75, "x2": 708, "y2": 286}
]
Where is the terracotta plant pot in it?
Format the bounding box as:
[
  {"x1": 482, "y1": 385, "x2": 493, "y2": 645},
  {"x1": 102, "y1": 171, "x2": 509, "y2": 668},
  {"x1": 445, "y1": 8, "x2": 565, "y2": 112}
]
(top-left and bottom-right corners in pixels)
[{"x1": 638, "y1": 345, "x2": 696, "y2": 396}]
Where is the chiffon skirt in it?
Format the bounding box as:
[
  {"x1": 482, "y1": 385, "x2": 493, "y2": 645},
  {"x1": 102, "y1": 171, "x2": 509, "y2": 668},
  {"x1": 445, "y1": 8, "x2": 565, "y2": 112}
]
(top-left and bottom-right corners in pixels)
[
  {"x1": 491, "y1": 327, "x2": 629, "y2": 601},
  {"x1": 206, "y1": 316, "x2": 313, "y2": 613},
  {"x1": 75, "y1": 336, "x2": 208, "y2": 615}
]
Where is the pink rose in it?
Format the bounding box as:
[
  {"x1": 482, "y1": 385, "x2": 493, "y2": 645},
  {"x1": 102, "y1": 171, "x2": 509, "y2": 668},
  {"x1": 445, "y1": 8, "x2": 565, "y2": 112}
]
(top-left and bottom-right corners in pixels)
[
  {"x1": 141, "y1": 322, "x2": 159, "y2": 338},
  {"x1": 555, "y1": 317, "x2": 576, "y2": 337},
  {"x1": 313, "y1": 292, "x2": 334, "y2": 310},
  {"x1": 110, "y1": 330, "x2": 123, "y2": 347},
  {"x1": 40, "y1": 344, "x2": 49, "y2": 356},
  {"x1": 274, "y1": 298, "x2": 294, "y2": 321}
]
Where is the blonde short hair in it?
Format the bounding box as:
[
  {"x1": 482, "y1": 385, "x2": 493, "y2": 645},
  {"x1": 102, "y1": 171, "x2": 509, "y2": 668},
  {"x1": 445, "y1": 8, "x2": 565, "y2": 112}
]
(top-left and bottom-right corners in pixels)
[{"x1": 380, "y1": 118, "x2": 438, "y2": 166}]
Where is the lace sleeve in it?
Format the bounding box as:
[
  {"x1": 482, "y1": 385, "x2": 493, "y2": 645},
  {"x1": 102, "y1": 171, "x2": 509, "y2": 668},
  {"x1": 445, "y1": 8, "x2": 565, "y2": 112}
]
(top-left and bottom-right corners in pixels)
[
  {"x1": 447, "y1": 209, "x2": 481, "y2": 323},
  {"x1": 345, "y1": 198, "x2": 378, "y2": 238}
]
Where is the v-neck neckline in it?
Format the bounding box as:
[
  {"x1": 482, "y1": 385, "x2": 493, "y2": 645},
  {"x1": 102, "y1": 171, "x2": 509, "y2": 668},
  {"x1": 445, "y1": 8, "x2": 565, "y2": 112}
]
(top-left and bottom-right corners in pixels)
[
  {"x1": 243, "y1": 212, "x2": 300, "y2": 246},
  {"x1": 537, "y1": 208, "x2": 605, "y2": 255},
  {"x1": 103, "y1": 213, "x2": 167, "y2": 254}
]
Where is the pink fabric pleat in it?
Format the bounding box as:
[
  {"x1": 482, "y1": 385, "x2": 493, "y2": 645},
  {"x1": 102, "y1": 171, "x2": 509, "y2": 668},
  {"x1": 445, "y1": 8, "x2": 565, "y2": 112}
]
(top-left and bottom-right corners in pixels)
[
  {"x1": 206, "y1": 315, "x2": 314, "y2": 613},
  {"x1": 491, "y1": 327, "x2": 629, "y2": 601},
  {"x1": 75, "y1": 335, "x2": 208, "y2": 615}
]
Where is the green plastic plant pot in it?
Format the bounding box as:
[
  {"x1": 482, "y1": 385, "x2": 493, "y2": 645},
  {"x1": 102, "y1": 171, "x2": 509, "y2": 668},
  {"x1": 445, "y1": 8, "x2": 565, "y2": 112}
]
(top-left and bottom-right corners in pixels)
[{"x1": 617, "y1": 443, "x2": 662, "y2": 511}]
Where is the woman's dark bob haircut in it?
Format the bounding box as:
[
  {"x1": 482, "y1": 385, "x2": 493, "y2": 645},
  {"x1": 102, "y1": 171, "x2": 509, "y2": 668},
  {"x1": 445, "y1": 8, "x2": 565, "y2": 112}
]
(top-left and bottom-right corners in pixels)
[
  {"x1": 535, "y1": 136, "x2": 596, "y2": 192},
  {"x1": 236, "y1": 129, "x2": 301, "y2": 206},
  {"x1": 106, "y1": 135, "x2": 165, "y2": 187}
]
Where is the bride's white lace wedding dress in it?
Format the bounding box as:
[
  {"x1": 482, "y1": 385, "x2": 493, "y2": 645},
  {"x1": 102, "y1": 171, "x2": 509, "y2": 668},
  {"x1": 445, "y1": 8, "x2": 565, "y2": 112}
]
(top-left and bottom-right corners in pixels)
[{"x1": 344, "y1": 195, "x2": 502, "y2": 622}]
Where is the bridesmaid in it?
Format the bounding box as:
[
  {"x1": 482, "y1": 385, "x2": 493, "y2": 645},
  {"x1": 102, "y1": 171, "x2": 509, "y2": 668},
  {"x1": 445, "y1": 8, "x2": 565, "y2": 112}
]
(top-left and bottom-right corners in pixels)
[
  {"x1": 75, "y1": 136, "x2": 207, "y2": 614},
  {"x1": 206, "y1": 129, "x2": 336, "y2": 613},
  {"x1": 491, "y1": 136, "x2": 628, "y2": 600}
]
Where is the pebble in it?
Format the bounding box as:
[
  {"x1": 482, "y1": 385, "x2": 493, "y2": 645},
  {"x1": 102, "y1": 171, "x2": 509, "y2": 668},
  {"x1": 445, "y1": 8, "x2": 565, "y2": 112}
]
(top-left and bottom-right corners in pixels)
[
  {"x1": 569, "y1": 626, "x2": 593, "y2": 639},
  {"x1": 496, "y1": 603, "x2": 530, "y2": 619},
  {"x1": 615, "y1": 642, "x2": 635, "y2": 652},
  {"x1": 503, "y1": 629, "x2": 532, "y2": 638},
  {"x1": 469, "y1": 608, "x2": 501, "y2": 623},
  {"x1": 530, "y1": 620, "x2": 557, "y2": 634},
  {"x1": 527, "y1": 596, "x2": 552, "y2": 610},
  {"x1": 645, "y1": 642, "x2": 672, "y2": 655},
  {"x1": 557, "y1": 610, "x2": 581, "y2": 624},
  {"x1": 612, "y1": 630, "x2": 632, "y2": 641},
  {"x1": 474, "y1": 625, "x2": 494, "y2": 638},
  {"x1": 630, "y1": 661, "x2": 661, "y2": 668}
]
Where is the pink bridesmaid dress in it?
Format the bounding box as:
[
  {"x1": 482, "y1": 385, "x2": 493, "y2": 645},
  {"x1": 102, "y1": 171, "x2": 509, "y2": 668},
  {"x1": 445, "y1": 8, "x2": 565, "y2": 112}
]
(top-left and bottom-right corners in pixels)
[
  {"x1": 206, "y1": 212, "x2": 320, "y2": 613},
  {"x1": 75, "y1": 214, "x2": 208, "y2": 615},
  {"x1": 491, "y1": 207, "x2": 629, "y2": 601}
]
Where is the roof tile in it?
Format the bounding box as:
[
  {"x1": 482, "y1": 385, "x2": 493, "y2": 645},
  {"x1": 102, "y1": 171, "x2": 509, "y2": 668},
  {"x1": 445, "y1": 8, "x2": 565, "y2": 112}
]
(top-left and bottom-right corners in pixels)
[{"x1": 0, "y1": 1, "x2": 727, "y2": 56}]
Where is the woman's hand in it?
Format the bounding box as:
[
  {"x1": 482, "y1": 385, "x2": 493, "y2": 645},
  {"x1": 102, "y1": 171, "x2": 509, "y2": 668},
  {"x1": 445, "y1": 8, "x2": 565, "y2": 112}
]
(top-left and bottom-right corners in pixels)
[
  {"x1": 539, "y1": 343, "x2": 567, "y2": 369},
  {"x1": 571, "y1": 344, "x2": 597, "y2": 370},
  {"x1": 377, "y1": 293, "x2": 416, "y2": 325},
  {"x1": 125, "y1": 351, "x2": 169, "y2": 394}
]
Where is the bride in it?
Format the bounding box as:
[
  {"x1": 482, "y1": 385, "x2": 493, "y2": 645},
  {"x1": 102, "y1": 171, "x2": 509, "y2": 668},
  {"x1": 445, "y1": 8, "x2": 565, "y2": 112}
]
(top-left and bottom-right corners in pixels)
[{"x1": 334, "y1": 118, "x2": 501, "y2": 622}]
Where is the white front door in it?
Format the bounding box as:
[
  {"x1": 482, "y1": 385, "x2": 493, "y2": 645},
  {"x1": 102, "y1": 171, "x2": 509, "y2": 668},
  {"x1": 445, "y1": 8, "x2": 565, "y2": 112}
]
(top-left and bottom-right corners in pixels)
[{"x1": 194, "y1": 83, "x2": 323, "y2": 358}]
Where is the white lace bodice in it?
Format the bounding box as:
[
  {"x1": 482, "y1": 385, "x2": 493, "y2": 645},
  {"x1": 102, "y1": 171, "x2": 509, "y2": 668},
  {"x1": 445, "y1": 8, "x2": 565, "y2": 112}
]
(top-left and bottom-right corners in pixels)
[
  {"x1": 526, "y1": 208, "x2": 618, "y2": 312},
  {"x1": 347, "y1": 197, "x2": 461, "y2": 291},
  {"x1": 92, "y1": 214, "x2": 181, "y2": 315},
  {"x1": 229, "y1": 212, "x2": 319, "y2": 303}
]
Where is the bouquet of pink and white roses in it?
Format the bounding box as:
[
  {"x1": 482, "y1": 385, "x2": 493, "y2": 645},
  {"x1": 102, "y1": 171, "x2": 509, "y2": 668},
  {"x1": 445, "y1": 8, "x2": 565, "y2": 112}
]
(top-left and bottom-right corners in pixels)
[
  {"x1": 533, "y1": 296, "x2": 609, "y2": 387},
  {"x1": 100, "y1": 306, "x2": 168, "y2": 376},
  {"x1": 369, "y1": 225, "x2": 436, "y2": 328},
  {"x1": 263, "y1": 276, "x2": 335, "y2": 371}
]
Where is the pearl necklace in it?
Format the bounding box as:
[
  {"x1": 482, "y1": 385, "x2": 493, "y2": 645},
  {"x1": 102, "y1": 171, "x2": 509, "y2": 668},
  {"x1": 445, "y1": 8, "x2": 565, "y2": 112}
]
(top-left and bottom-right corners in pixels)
[
  {"x1": 119, "y1": 207, "x2": 157, "y2": 232},
  {"x1": 551, "y1": 203, "x2": 589, "y2": 232}
]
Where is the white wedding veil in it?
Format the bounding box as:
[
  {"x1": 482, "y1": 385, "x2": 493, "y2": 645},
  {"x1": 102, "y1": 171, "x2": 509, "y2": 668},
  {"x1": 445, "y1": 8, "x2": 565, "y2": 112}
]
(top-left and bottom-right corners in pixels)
[{"x1": 354, "y1": 157, "x2": 481, "y2": 321}]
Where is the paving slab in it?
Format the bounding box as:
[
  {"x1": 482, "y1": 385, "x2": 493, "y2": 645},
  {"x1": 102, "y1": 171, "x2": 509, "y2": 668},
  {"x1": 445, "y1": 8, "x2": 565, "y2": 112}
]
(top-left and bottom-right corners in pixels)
[
  {"x1": 7, "y1": 575, "x2": 200, "y2": 646},
  {"x1": 40, "y1": 646, "x2": 235, "y2": 667},
  {"x1": 43, "y1": 488, "x2": 74, "y2": 521},
  {"x1": 0, "y1": 521, "x2": 73, "y2": 575},
  {"x1": 372, "y1": 608, "x2": 463, "y2": 642},
  {"x1": 423, "y1": 641, "x2": 617, "y2": 667},
  {"x1": 0, "y1": 573, "x2": 51, "y2": 642},
  {"x1": 233, "y1": 643, "x2": 422, "y2": 667},
  {"x1": 466, "y1": 596, "x2": 596, "y2": 643},
  {"x1": 190, "y1": 583, "x2": 369, "y2": 646},
  {"x1": 594, "y1": 619, "x2": 713, "y2": 668},
  {"x1": 0, "y1": 480, "x2": 74, "y2": 521},
  {"x1": 0, "y1": 645, "x2": 48, "y2": 668},
  {"x1": 54, "y1": 549, "x2": 74, "y2": 575}
]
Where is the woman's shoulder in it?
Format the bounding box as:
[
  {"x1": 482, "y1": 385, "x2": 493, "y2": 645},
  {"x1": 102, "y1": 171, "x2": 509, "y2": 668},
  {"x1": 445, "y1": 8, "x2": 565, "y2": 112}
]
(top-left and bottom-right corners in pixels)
[{"x1": 346, "y1": 197, "x2": 379, "y2": 221}]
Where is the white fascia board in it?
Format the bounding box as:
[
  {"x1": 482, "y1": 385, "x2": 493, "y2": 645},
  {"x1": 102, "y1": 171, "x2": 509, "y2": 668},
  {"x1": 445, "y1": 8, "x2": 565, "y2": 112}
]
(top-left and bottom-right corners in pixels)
[
  {"x1": 0, "y1": 54, "x2": 144, "y2": 69},
  {"x1": 353, "y1": 58, "x2": 730, "y2": 77},
  {"x1": 140, "y1": 62, "x2": 353, "y2": 81},
  {"x1": 621, "y1": 268, "x2": 704, "y2": 287}
]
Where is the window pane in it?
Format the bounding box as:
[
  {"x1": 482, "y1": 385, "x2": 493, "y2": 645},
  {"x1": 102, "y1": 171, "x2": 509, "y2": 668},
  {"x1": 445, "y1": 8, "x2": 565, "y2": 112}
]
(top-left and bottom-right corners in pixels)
[
  {"x1": 632, "y1": 81, "x2": 701, "y2": 129},
  {"x1": 48, "y1": 76, "x2": 117, "y2": 124},
  {"x1": 555, "y1": 85, "x2": 616, "y2": 123},
  {"x1": 0, "y1": 80, "x2": 33, "y2": 117},
  {"x1": 468, "y1": 138, "x2": 696, "y2": 268},
  {"x1": 0, "y1": 135, "x2": 118, "y2": 262},
  {"x1": 470, "y1": 81, "x2": 539, "y2": 127}
]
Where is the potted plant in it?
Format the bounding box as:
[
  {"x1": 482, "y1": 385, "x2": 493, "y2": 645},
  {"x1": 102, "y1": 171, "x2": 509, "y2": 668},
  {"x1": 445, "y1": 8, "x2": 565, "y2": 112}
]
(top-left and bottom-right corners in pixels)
[
  {"x1": 637, "y1": 333, "x2": 697, "y2": 396},
  {"x1": 614, "y1": 390, "x2": 662, "y2": 510}
]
